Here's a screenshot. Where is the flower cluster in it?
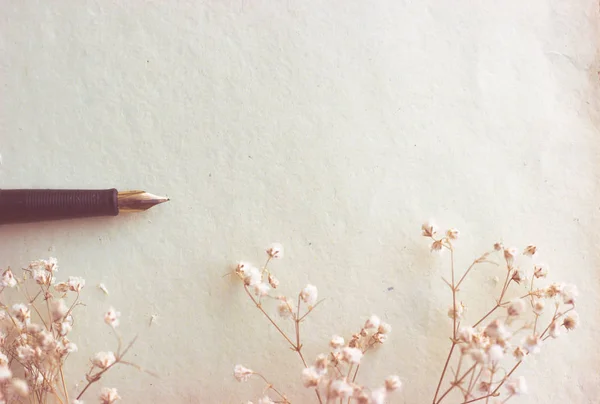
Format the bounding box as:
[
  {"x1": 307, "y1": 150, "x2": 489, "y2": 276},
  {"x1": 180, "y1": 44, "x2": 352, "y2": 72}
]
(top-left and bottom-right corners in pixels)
[
  {"x1": 0, "y1": 258, "x2": 145, "y2": 404},
  {"x1": 299, "y1": 315, "x2": 399, "y2": 403},
  {"x1": 423, "y1": 222, "x2": 580, "y2": 403},
  {"x1": 231, "y1": 224, "x2": 581, "y2": 403},
  {"x1": 231, "y1": 245, "x2": 401, "y2": 404}
]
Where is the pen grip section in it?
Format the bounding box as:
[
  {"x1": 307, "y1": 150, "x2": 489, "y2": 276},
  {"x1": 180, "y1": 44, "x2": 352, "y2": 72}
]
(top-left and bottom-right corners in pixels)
[{"x1": 0, "y1": 189, "x2": 119, "y2": 224}]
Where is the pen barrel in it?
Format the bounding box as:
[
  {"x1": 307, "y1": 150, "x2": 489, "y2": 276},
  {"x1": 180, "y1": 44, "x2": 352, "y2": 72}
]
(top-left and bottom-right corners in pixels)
[{"x1": 0, "y1": 189, "x2": 119, "y2": 224}]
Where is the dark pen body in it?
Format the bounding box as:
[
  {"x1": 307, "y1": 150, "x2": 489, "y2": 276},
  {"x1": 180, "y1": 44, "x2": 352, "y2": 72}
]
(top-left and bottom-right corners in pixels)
[{"x1": 0, "y1": 189, "x2": 120, "y2": 224}]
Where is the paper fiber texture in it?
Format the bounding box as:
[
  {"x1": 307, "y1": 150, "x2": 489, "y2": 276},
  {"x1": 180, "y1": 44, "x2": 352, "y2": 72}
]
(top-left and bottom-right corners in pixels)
[{"x1": 1, "y1": 1, "x2": 599, "y2": 402}]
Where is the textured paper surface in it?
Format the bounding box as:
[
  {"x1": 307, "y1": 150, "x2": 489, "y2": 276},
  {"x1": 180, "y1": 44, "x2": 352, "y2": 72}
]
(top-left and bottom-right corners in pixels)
[{"x1": 1, "y1": 1, "x2": 599, "y2": 403}]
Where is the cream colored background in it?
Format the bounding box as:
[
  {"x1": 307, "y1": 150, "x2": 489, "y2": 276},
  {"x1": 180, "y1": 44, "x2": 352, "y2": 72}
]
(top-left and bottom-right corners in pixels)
[{"x1": 1, "y1": 1, "x2": 599, "y2": 403}]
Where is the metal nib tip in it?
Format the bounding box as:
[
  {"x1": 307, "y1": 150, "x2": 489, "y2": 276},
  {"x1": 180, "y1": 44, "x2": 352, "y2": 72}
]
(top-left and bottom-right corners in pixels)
[{"x1": 117, "y1": 191, "x2": 170, "y2": 212}]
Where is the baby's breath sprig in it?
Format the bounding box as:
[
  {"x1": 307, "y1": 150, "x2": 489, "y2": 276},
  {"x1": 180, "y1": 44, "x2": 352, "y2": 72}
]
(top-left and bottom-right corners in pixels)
[
  {"x1": 231, "y1": 244, "x2": 402, "y2": 404},
  {"x1": 425, "y1": 223, "x2": 580, "y2": 404},
  {"x1": 0, "y1": 258, "x2": 153, "y2": 404}
]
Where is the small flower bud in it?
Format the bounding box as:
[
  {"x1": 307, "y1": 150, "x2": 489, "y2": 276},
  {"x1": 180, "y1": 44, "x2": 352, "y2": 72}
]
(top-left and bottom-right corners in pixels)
[
  {"x1": 421, "y1": 221, "x2": 436, "y2": 237},
  {"x1": 330, "y1": 335, "x2": 345, "y2": 349},
  {"x1": 266, "y1": 243, "x2": 284, "y2": 259},
  {"x1": 507, "y1": 299, "x2": 525, "y2": 317},
  {"x1": 364, "y1": 315, "x2": 380, "y2": 330},
  {"x1": 384, "y1": 375, "x2": 402, "y2": 392},
  {"x1": 446, "y1": 228, "x2": 460, "y2": 240},
  {"x1": 563, "y1": 311, "x2": 579, "y2": 330},
  {"x1": 233, "y1": 364, "x2": 253, "y2": 382}
]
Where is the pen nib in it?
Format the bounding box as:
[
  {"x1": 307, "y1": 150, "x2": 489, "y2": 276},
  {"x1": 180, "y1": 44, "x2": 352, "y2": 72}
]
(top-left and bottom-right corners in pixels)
[{"x1": 117, "y1": 191, "x2": 170, "y2": 212}]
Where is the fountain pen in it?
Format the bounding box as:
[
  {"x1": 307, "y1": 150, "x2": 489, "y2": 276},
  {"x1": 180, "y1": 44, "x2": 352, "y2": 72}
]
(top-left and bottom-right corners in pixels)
[{"x1": 0, "y1": 189, "x2": 169, "y2": 225}]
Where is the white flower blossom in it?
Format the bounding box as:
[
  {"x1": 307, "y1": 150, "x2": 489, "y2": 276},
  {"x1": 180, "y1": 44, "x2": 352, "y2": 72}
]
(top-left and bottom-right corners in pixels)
[
  {"x1": 67, "y1": 276, "x2": 85, "y2": 292},
  {"x1": 370, "y1": 387, "x2": 387, "y2": 404},
  {"x1": 364, "y1": 315, "x2": 380, "y2": 330},
  {"x1": 330, "y1": 335, "x2": 344, "y2": 349},
  {"x1": 253, "y1": 283, "x2": 270, "y2": 297},
  {"x1": 266, "y1": 243, "x2": 284, "y2": 259},
  {"x1": 301, "y1": 366, "x2": 321, "y2": 387},
  {"x1": 233, "y1": 364, "x2": 253, "y2": 382},
  {"x1": 385, "y1": 375, "x2": 402, "y2": 392},
  {"x1": 505, "y1": 376, "x2": 527, "y2": 395},
  {"x1": 244, "y1": 267, "x2": 262, "y2": 286},
  {"x1": 507, "y1": 299, "x2": 525, "y2": 317},
  {"x1": 341, "y1": 347, "x2": 363, "y2": 364},
  {"x1": 104, "y1": 307, "x2": 120, "y2": 328},
  {"x1": 99, "y1": 387, "x2": 120, "y2": 404},
  {"x1": 0, "y1": 268, "x2": 16, "y2": 288},
  {"x1": 92, "y1": 351, "x2": 116, "y2": 369},
  {"x1": 300, "y1": 284, "x2": 318, "y2": 307}
]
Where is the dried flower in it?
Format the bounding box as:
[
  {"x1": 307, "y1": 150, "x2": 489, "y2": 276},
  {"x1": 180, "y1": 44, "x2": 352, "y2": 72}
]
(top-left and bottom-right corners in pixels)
[
  {"x1": 446, "y1": 228, "x2": 460, "y2": 240},
  {"x1": 507, "y1": 299, "x2": 525, "y2": 317},
  {"x1": 430, "y1": 240, "x2": 443, "y2": 252},
  {"x1": 448, "y1": 302, "x2": 465, "y2": 320},
  {"x1": 0, "y1": 365, "x2": 12, "y2": 381},
  {"x1": 104, "y1": 307, "x2": 121, "y2": 328},
  {"x1": 16, "y1": 345, "x2": 34, "y2": 362},
  {"x1": 364, "y1": 315, "x2": 381, "y2": 330},
  {"x1": 301, "y1": 366, "x2": 321, "y2": 387},
  {"x1": 374, "y1": 333, "x2": 388, "y2": 343},
  {"x1": 341, "y1": 347, "x2": 363, "y2": 364},
  {"x1": 484, "y1": 320, "x2": 510, "y2": 341},
  {"x1": 1, "y1": 268, "x2": 16, "y2": 288},
  {"x1": 33, "y1": 269, "x2": 52, "y2": 285},
  {"x1": 314, "y1": 354, "x2": 328, "y2": 373},
  {"x1": 329, "y1": 379, "x2": 353, "y2": 398},
  {"x1": 493, "y1": 242, "x2": 503, "y2": 251},
  {"x1": 257, "y1": 396, "x2": 275, "y2": 404},
  {"x1": 469, "y1": 348, "x2": 488, "y2": 364},
  {"x1": 267, "y1": 274, "x2": 279, "y2": 288},
  {"x1": 330, "y1": 335, "x2": 345, "y2": 349},
  {"x1": 563, "y1": 311, "x2": 579, "y2": 330},
  {"x1": 253, "y1": 283, "x2": 270, "y2": 297},
  {"x1": 51, "y1": 299, "x2": 68, "y2": 322},
  {"x1": 513, "y1": 346, "x2": 527, "y2": 360},
  {"x1": 244, "y1": 267, "x2": 262, "y2": 286},
  {"x1": 523, "y1": 245, "x2": 537, "y2": 256},
  {"x1": 12, "y1": 303, "x2": 31, "y2": 324},
  {"x1": 503, "y1": 247, "x2": 518, "y2": 263},
  {"x1": 300, "y1": 284, "x2": 318, "y2": 307},
  {"x1": 92, "y1": 352, "x2": 116, "y2": 369},
  {"x1": 545, "y1": 283, "x2": 563, "y2": 298},
  {"x1": 385, "y1": 375, "x2": 402, "y2": 392},
  {"x1": 236, "y1": 262, "x2": 253, "y2": 276},
  {"x1": 378, "y1": 322, "x2": 392, "y2": 334},
  {"x1": 532, "y1": 300, "x2": 545, "y2": 315},
  {"x1": 11, "y1": 378, "x2": 29, "y2": 397},
  {"x1": 266, "y1": 243, "x2": 284, "y2": 259},
  {"x1": 533, "y1": 265, "x2": 547, "y2": 279},
  {"x1": 57, "y1": 321, "x2": 73, "y2": 336},
  {"x1": 523, "y1": 334, "x2": 542, "y2": 355},
  {"x1": 67, "y1": 276, "x2": 85, "y2": 292},
  {"x1": 54, "y1": 282, "x2": 69, "y2": 293},
  {"x1": 370, "y1": 387, "x2": 387, "y2": 404},
  {"x1": 511, "y1": 269, "x2": 524, "y2": 284},
  {"x1": 561, "y1": 284, "x2": 578, "y2": 305},
  {"x1": 234, "y1": 365, "x2": 253, "y2": 382},
  {"x1": 505, "y1": 376, "x2": 527, "y2": 395},
  {"x1": 458, "y1": 327, "x2": 475, "y2": 343},
  {"x1": 99, "y1": 387, "x2": 121, "y2": 404},
  {"x1": 421, "y1": 221, "x2": 436, "y2": 237},
  {"x1": 488, "y1": 344, "x2": 504, "y2": 363},
  {"x1": 277, "y1": 298, "x2": 295, "y2": 318}
]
